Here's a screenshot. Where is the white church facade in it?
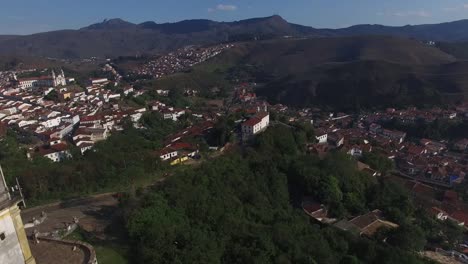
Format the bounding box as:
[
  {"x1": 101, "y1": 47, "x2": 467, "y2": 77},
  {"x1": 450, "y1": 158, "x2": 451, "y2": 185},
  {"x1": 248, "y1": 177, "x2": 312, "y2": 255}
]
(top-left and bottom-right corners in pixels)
[{"x1": 17, "y1": 69, "x2": 67, "y2": 89}]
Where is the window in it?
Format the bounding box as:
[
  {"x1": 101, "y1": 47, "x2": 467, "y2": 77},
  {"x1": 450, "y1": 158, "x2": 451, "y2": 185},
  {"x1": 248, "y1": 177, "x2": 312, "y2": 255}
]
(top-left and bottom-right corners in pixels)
[{"x1": 0, "y1": 232, "x2": 5, "y2": 241}]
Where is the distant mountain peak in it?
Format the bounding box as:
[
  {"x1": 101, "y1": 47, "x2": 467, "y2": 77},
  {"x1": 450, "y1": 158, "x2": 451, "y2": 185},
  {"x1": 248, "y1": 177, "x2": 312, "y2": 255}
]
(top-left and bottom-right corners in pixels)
[
  {"x1": 268, "y1": 15, "x2": 287, "y2": 21},
  {"x1": 81, "y1": 18, "x2": 136, "y2": 30}
]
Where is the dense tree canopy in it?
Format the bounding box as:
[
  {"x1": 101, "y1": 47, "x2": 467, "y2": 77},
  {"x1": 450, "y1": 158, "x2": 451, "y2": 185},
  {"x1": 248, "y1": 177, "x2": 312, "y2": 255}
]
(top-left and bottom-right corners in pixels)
[{"x1": 124, "y1": 126, "x2": 432, "y2": 264}]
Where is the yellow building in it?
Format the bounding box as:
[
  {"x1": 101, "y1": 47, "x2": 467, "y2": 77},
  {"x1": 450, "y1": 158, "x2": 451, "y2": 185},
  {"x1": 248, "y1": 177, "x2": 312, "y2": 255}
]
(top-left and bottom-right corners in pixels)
[{"x1": 0, "y1": 168, "x2": 36, "y2": 264}]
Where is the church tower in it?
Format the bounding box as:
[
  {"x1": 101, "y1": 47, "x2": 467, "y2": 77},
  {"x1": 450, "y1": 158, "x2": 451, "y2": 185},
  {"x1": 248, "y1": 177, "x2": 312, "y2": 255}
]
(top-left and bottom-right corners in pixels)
[
  {"x1": 0, "y1": 166, "x2": 36, "y2": 264},
  {"x1": 51, "y1": 70, "x2": 57, "y2": 87}
]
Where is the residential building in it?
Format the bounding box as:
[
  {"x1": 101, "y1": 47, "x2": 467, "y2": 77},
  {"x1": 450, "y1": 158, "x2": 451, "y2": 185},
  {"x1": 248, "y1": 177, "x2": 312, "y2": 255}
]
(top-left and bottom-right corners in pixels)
[
  {"x1": 381, "y1": 129, "x2": 406, "y2": 144},
  {"x1": 241, "y1": 112, "x2": 269, "y2": 137},
  {"x1": 315, "y1": 129, "x2": 328, "y2": 144},
  {"x1": 334, "y1": 210, "x2": 398, "y2": 237},
  {"x1": 35, "y1": 141, "x2": 71, "y2": 162},
  {"x1": 88, "y1": 78, "x2": 109, "y2": 86}
]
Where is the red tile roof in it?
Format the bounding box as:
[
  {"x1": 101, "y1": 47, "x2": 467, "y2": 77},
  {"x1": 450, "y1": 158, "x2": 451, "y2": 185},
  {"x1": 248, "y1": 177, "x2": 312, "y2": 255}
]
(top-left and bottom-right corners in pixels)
[
  {"x1": 450, "y1": 211, "x2": 468, "y2": 225},
  {"x1": 242, "y1": 117, "x2": 262, "y2": 127},
  {"x1": 36, "y1": 143, "x2": 69, "y2": 156}
]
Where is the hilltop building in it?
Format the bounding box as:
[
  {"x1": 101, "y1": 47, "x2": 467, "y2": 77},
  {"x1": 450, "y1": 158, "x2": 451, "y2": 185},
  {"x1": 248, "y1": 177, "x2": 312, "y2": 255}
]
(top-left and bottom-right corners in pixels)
[
  {"x1": 0, "y1": 167, "x2": 36, "y2": 264},
  {"x1": 18, "y1": 69, "x2": 67, "y2": 89},
  {"x1": 242, "y1": 112, "x2": 270, "y2": 137}
]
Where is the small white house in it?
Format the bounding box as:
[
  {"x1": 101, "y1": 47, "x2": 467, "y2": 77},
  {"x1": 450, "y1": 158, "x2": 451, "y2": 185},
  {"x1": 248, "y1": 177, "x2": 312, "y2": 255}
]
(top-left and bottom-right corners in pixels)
[{"x1": 241, "y1": 113, "x2": 270, "y2": 137}]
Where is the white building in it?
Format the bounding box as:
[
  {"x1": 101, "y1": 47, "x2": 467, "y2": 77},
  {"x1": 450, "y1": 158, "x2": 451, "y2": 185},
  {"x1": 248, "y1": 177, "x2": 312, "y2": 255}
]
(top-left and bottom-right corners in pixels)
[
  {"x1": 18, "y1": 69, "x2": 66, "y2": 89},
  {"x1": 0, "y1": 168, "x2": 36, "y2": 264},
  {"x1": 241, "y1": 112, "x2": 270, "y2": 137},
  {"x1": 36, "y1": 141, "x2": 71, "y2": 162},
  {"x1": 160, "y1": 149, "x2": 178, "y2": 161},
  {"x1": 315, "y1": 130, "x2": 328, "y2": 144},
  {"x1": 40, "y1": 117, "x2": 62, "y2": 129},
  {"x1": 89, "y1": 78, "x2": 109, "y2": 86}
]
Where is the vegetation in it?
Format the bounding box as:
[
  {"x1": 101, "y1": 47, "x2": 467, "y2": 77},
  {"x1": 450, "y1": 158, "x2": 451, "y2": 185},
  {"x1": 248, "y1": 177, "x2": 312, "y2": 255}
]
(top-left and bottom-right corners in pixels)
[
  {"x1": 0, "y1": 113, "x2": 181, "y2": 204},
  {"x1": 360, "y1": 152, "x2": 395, "y2": 174},
  {"x1": 123, "y1": 126, "x2": 447, "y2": 263},
  {"x1": 382, "y1": 118, "x2": 468, "y2": 141},
  {"x1": 67, "y1": 228, "x2": 128, "y2": 264},
  {"x1": 124, "y1": 36, "x2": 468, "y2": 111},
  {"x1": 43, "y1": 90, "x2": 59, "y2": 101}
]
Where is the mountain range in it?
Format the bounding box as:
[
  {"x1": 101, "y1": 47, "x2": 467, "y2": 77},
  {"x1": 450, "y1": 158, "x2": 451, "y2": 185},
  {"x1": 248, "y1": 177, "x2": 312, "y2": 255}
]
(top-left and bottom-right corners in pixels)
[
  {"x1": 3, "y1": 16, "x2": 468, "y2": 58},
  {"x1": 148, "y1": 35, "x2": 468, "y2": 110}
]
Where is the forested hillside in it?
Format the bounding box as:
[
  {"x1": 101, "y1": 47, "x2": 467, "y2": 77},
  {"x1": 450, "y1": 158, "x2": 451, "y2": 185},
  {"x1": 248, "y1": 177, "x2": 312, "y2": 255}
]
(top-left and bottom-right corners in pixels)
[{"x1": 123, "y1": 126, "x2": 459, "y2": 264}]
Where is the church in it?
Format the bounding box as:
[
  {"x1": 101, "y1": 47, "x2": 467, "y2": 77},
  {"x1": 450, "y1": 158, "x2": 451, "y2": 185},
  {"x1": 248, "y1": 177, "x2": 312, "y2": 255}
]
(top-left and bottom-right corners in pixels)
[
  {"x1": 17, "y1": 69, "x2": 67, "y2": 89},
  {"x1": 0, "y1": 167, "x2": 36, "y2": 264}
]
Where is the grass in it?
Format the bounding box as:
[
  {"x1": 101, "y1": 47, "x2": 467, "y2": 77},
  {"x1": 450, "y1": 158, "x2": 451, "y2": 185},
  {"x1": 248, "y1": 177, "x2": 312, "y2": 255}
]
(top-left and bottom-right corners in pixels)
[
  {"x1": 93, "y1": 245, "x2": 128, "y2": 264},
  {"x1": 66, "y1": 228, "x2": 129, "y2": 264}
]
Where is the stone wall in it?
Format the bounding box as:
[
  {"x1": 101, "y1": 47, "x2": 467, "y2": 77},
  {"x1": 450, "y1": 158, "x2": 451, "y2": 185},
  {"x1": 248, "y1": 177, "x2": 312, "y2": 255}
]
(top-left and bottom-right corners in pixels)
[{"x1": 38, "y1": 237, "x2": 98, "y2": 264}]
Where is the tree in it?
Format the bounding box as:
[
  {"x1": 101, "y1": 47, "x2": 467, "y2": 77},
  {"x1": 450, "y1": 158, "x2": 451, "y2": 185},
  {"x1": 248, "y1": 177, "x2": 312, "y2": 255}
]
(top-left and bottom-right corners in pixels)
[
  {"x1": 387, "y1": 224, "x2": 426, "y2": 252},
  {"x1": 44, "y1": 90, "x2": 59, "y2": 101},
  {"x1": 361, "y1": 152, "x2": 394, "y2": 175}
]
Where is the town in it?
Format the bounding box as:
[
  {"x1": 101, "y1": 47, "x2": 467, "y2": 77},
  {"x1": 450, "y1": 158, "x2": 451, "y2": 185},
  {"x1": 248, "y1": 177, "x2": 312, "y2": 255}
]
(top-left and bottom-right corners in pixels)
[
  {"x1": 130, "y1": 44, "x2": 234, "y2": 79},
  {"x1": 1, "y1": 34, "x2": 468, "y2": 264}
]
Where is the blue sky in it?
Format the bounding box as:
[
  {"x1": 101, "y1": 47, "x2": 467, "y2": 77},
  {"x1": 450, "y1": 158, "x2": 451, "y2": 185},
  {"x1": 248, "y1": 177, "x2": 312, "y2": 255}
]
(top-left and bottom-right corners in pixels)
[{"x1": 2, "y1": 0, "x2": 468, "y2": 34}]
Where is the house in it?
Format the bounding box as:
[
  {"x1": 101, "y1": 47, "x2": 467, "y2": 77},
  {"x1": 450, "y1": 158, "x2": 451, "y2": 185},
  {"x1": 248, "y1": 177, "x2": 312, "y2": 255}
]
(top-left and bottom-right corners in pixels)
[
  {"x1": 406, "y1": 145, "x2": 427, "y2": 156},
  {"x1": 448, "y1": 211, "x2": 468, "y2": 227},
  {"x1": 80, "y1": 115, "x2": 102, "y2": 127},
  {"x1": 315, "y1": 129, "x2": 328, "y2": 144},
  {"x1": 429, "y1": 207, "x2": 449, "y2": 221},
  {"x1": 346, "y1": 144, "x2": 372, "y2": 158},
  {"x1": 156, "y1": 89, "x2": 169, "y2": 96},
  {"x1": 159, "y1": 142, "x2": 199, "y2": 164},
  {"x1": 162, "y1": 108, "x2": 186, "y2": 121},
  {"x1": 73, "y1": 127, "x2": 108, "y2": 142},
  {"x1": 241, "y1": 112, "x2": 270, "y2": 137},
  {"x1": 381, "y1": 129, "x2": 406, "y2": 144},
  {"x1": 76, "y1": 141, "x2": 94, "y2": 154},
  {"x1": 123, "y1": 86, "x2": 134, "y2": 96},
  {"x1": 302, "y1": 198, "x2": 336, "y2": 224},
  {"x1": 328, "y1": 132, "x2": 344, "y2": 147},
  {"x1": 149, "y1": 101, "x2": 166, "y2": 111},
  {"x1": 35, "y1": 140, "x2": 71, "y2": 162},
  {"x1": 88, "y1": 78, "x2": 109, "y2": 86},
  {"x1": 159, "y1": 149, "x2": 178, "y2": 161},
  {"x1": 334, "y1": 210, "x2": 398, "y2": 237}
]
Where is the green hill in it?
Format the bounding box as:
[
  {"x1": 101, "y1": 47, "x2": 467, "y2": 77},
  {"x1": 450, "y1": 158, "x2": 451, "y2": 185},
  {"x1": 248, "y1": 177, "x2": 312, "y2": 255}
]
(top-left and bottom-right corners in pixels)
[{"x1": 147, "y1": 35, "x2": 465, "y2": 110}]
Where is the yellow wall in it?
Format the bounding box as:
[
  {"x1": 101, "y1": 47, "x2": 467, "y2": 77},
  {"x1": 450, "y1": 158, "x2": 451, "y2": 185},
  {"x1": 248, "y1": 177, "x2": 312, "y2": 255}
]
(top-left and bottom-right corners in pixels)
[{"x1": 170, "y1": 156, "x2": 189, "y2": 166}]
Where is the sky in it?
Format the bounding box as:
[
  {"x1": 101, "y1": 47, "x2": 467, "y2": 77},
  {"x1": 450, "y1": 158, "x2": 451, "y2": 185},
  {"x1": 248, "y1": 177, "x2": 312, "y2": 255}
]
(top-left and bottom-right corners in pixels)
[{"x1": 2, "y1": 0, "x2": 468, "y2": 35}]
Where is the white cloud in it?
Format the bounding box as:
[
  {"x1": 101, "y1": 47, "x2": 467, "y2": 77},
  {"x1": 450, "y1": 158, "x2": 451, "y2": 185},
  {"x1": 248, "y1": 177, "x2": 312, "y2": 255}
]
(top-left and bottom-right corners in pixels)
[
  {"x1": 392, "y1": 10, "x2": 431, "y2": 18},
  {"x1": 208, "y1": 4, "x2": 238, "y2": 13},
  {"x1": 443, "y1": 3, "x2": 468, "y2": 12}
]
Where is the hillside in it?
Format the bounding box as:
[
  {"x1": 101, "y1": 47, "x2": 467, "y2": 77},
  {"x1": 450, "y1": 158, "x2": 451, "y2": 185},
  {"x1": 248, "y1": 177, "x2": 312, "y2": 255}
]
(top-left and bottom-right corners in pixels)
[
  {"x1": 0, "y1": 16, "x2": 322, "y2": 59},
  {"x1": 4, "y1": 16, "x2": 468, "y2": 59},
  {"x1": 147, "y1": 36, "x2": 466, "y2": 110},
  {"x1": 232, "y1": 36, "x2": 455, "y2": 68},
  {"x1": 334, "y1": 19, "x2": 468, "y2": 42}
]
